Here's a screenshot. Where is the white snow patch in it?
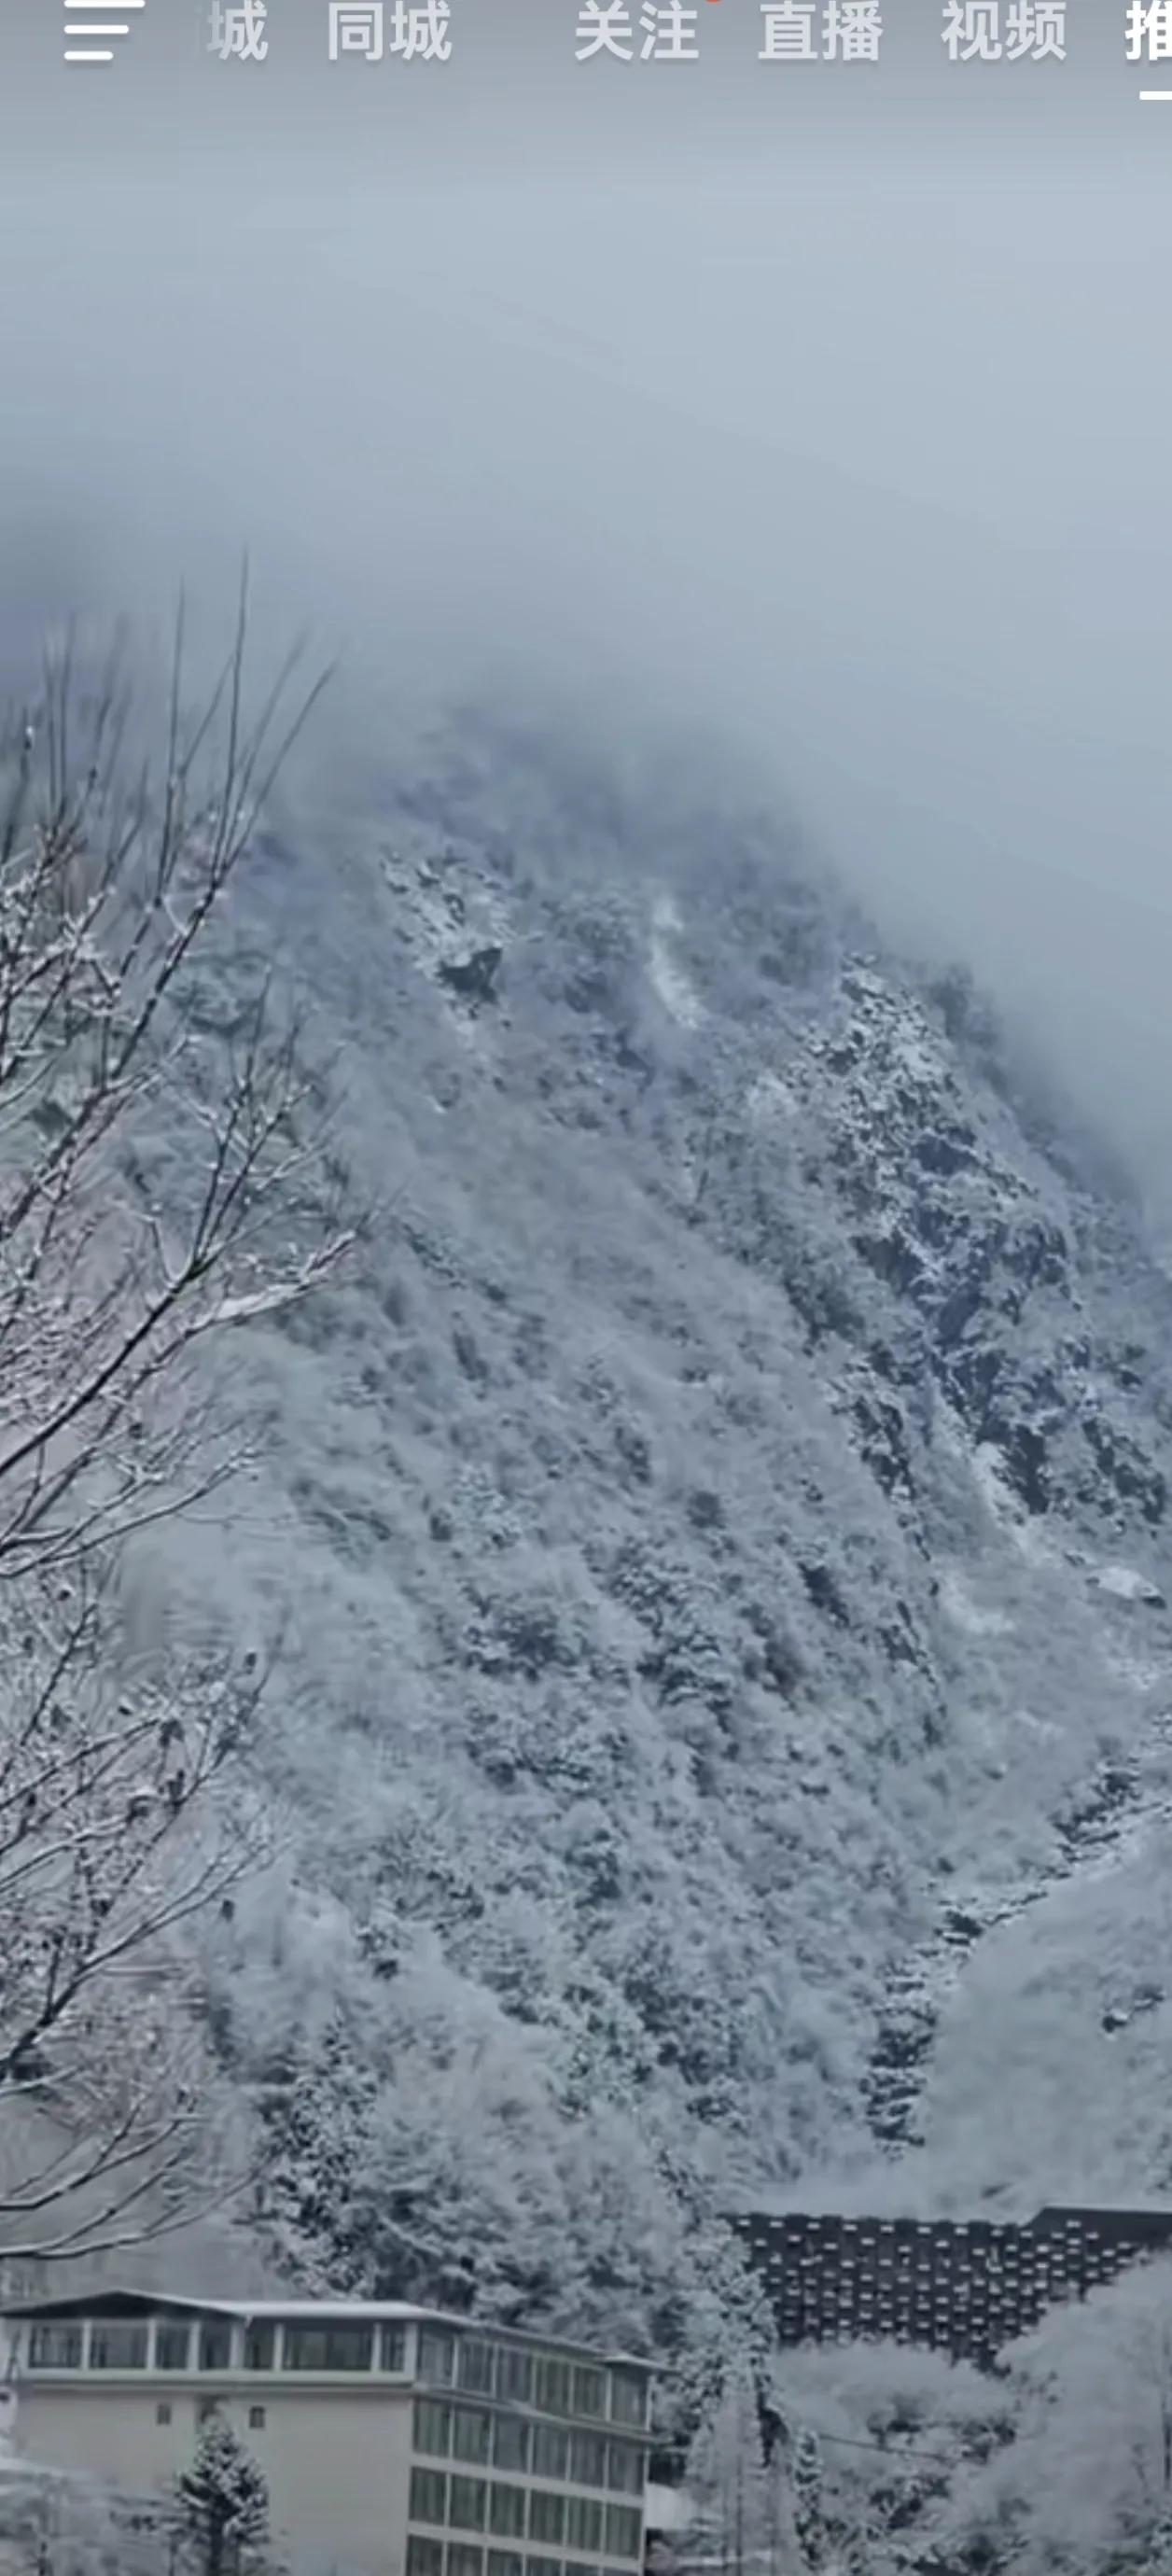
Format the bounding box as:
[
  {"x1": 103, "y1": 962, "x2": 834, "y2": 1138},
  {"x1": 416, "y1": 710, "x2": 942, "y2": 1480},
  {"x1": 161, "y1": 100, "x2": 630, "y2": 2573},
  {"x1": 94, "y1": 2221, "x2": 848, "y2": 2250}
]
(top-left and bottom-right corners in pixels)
[
  {"x1": 745, "y1": 1071, "x2": 796, "y2": 1123},
  {"x1": 1102, "y1": 1645, "x2": 1166, "y2": 1694},
  {"x1": 888, "y1": 1025, "x2": 944, "y2": 1088},
  {"x1": 842, "y1": 965, "x2": 887, "y2": 1001},
  {"x1": 1089, "y1": 1564, "x2": 1165, "y2": 1605},
  {"x1": 938, "y1": 1569, "x2": 1012, "y2": 1638},
  {"x1": 970, "y1": 1440, "x2": 1026, "y2": 1533},
  {"x1": 649, "y1": 893, "x2": 704, "y2": 1029},
  {"x1": 1011, "y1": 1706, "x2": 1059, "y2": 1740}
]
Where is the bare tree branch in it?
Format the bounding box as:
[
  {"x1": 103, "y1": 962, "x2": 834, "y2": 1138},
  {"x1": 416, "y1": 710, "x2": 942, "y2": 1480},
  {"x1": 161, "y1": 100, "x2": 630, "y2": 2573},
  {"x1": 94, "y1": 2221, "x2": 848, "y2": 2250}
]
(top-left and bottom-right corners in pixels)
[{"x1": 0, "y1": 588, "x2": 346, "y2": 2263}]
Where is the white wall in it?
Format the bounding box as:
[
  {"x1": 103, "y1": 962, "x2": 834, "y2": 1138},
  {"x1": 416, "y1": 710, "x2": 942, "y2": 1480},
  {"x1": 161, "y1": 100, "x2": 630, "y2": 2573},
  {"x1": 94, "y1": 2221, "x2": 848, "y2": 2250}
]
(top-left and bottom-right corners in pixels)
[{"x1": 16, "y1": 2380, "x2": 415, "y2": 2576}]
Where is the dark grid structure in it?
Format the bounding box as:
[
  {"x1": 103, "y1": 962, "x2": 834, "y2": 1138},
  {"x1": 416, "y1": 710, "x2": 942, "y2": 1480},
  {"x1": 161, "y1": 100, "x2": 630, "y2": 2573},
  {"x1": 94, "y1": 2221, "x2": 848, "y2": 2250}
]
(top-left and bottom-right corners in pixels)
[{"x1": 732, "y1": 2207, "x2": 1172, "y2": 2366}]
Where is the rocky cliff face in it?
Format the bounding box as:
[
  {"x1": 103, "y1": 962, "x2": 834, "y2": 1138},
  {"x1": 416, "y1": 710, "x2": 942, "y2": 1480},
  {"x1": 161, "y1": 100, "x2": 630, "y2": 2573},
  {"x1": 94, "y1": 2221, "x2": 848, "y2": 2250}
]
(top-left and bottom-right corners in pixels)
[{"x1": 155, "y1": 712, "x2": 1172, "y2": 2383}]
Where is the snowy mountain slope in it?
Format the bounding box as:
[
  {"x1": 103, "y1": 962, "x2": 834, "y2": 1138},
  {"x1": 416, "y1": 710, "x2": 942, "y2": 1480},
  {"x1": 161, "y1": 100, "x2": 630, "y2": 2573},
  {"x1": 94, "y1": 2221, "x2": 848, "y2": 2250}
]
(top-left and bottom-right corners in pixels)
[{"x1": 142, "y1": 709, "x2": 1172, "y2": 2376}]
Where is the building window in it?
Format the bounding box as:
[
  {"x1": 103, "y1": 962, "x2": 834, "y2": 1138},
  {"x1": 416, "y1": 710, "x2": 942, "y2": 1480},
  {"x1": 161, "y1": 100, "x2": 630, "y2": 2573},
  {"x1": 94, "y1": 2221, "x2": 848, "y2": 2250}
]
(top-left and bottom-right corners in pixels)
[
  {"x1": 495, "y1": 2348, "x2": 533, "y2": 2405},
  {"x1": 411, "y1": 2470, "x2": 449, "y2": 2528},
  {"x1": 487, "y1": 2485, "x2": 526, "y2": 2541},
  {"x1": 528, "y1": 2557, "x2": 564, "y2": 2576},
  {"x1": 606, "y1": 2443, "x2": 644, "y2": 2496},
  {"x1": 244, "y1": 2325, "x2": 275, "y2": 2372},
  {"x1": 284, "y1": 2324, "x2": 373, "y2": 2373},
  {"x1": 534, "y1": 2355, "x2": 573, "y2": 2416},
  {"x1": 155, "y1": 2401, "x2": 173, "y2": 2427},
  {"x1": 419, "y1": 2331, "x2": 456, "y2": 2387},
  {"x1": 491, "y1": 2417, "x2": 530, "y2": 2474},
  {"x1": 452, "y1": 2408, "x2": 491, "y2": 2467},
  {"x1": 199, "y1": 2401, "x2": 219, "y2": 2426},
  {"x1": 91, "y1": 2324, "x2": 148, "y2": 2370},
  {"x1": 605, "y1": 2506, "x2": 641, "y2": 2560},
  {"x1": 487, "y1": 2554, "x2": 523, "y2": 2576},
  {"x1": 532, "y1": 2423, "x2": 569, "y2": 2481},
  {"x1": 28, "y1": 2325, "x2": 83, "y2": 2370},
  {"x1": 382, "y1": 2322, "x2": 409, "y2": 2373},
  {"x1": 573, "y1": 2367, "x2": 607, "y2": 2420},
  {"x1": 408, "y1": 2540, "x2": 444, "y2": 2576},
  {"x1": 156, "y1": 2324, "x2": 192, "y2": 2372},
  {"x1": 456, "y1": 2339, "x2": 497, "y2": 2397},
  {"x1": 248, "y1": 2405, "x2": 266, "y2": 2430},
  {"x1": 415, "y1": 2399, "x2": 453, "y2": 2459},
  {"x1": 570, "y1": 2433, "x2": 607, "y2": 2489},
  {"x1": 566, "y1": 2499, "x2": 603, "y2": 2553},
  {"x1": 446, "y1": 2548, "x2": 484, "y2": 2576},
  {"x1": 607, "y1": 2371, "x2": 647, "y2": 2429},
  {"x1": 448, "y1": 2479, "x2": 487, "y2": 2533},
  {"x1": 529, "y1": 2492, "x2": 566, "y2": 2547},
  {"x1": 199, "y1": 2323, "x2": 233, "y2": 2373}
]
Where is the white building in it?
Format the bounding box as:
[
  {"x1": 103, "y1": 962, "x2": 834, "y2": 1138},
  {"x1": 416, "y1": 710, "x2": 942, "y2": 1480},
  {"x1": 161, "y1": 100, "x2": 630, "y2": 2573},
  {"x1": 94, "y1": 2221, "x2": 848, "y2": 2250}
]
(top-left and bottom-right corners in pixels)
[{"x1": 0, "y1": 2289, "x2": 654, "y2": 2576}]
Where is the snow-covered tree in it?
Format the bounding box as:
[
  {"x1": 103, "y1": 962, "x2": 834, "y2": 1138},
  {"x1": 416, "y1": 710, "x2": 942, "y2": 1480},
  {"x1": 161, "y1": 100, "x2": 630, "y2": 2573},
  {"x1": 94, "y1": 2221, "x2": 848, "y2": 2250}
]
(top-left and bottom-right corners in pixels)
[
  {"x1": 684, "y1": 2362, "x2": 790, "y2": 2576},
  {"x1": 790, "y1": 2428, "x2": 826, "y2": 2573},
  {"x1": 176, "y1": 2411, "x2": 272, "y2": 2576},
  {"x1": 0, "y1": 596, "x2": 347, "y2": 2266},
  {"x1": 940, "y1": 2254, "x2": 1172, "y2": 2575}
]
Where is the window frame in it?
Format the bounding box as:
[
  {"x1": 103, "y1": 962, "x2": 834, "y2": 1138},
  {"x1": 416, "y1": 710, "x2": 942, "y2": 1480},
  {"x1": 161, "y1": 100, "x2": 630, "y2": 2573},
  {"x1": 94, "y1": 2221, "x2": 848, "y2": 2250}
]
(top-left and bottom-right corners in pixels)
[
  {"x1": 534, "y1": 2354, "x2": 574, "y2": 2415},
  {"x1": 27, "y1": 2323, "x2": 84, "y2": 2371},
  {"x1": 448, "y1": 2476, "x2": 488, "y2": 2534},
  {"x1": 606, "y1": 2441, "x2": 644, "y2": 2496},
  {"x1": 446, "y1": 2546, "x2": 484, "y2": 2576},
  {"x1": 495, "y1": 2347, "x2": 533, "y2": 2406},
  {"x1": 419, "y1": 2330, "x2": 457, "y2": 2387},
  {"x1": 90, "y1": 2322, "x2": 149, "y2": 2371},
  {"x1": 604, "y1": 2503, "x2": 642, "y2": 2561},
  {"x1": 455, "y1": 2338, "x2": 497, "y2": 2397},
  {"x1": 491, "y1": 2415, "x2": 531, "y2": 2474},
  {"x1": 529, "y1": 2490, "x2": 567, "y2": 2548},
  {"x1": 410, "y1": 2467, "x2": 449, "y2": 2528},
  {"x1": 407, "y1": 2538, "x2": 444, "y2": 2576},
  {"x1": 283, "y1": 2321, "x2": 375, "y2": 2373},
  {"x1": 566, "y1": 2498, "x2": 604, "y2": 2554},
  {"x1": 487, "y1": 2484, "x2": 527, "y2": 2541},
  {"x1": 570, "y1": 2431, "x2": 607, "y2": 2489},
  {"x1": 607, "y1": 2369, "x2": 647, "y2": 2429},
  {"x1": 415, "y1": 2398, "x2": 453, "y2": 2458},
  {"x1": 451, "y1": 2405, "x2": 492, "y2": 2467},
  {"x1": 532, "y1": 2421, "x2": 570, "y2": 2481}
]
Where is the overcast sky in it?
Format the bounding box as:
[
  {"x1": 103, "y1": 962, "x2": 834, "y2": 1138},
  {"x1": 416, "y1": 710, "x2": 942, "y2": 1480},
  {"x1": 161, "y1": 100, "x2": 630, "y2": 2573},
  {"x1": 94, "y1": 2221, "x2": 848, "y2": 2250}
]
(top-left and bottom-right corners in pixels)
[{"x1": 3, "y1": 0, "x2": 1171, "y2": 1200}]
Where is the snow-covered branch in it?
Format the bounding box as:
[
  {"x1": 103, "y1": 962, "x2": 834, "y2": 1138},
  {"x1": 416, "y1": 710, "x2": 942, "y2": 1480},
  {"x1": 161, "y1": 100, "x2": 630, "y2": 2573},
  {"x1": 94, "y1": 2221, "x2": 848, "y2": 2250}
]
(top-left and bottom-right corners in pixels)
[{"x1": 0, "y1": 591, "x2": 344, "y2": 2261}]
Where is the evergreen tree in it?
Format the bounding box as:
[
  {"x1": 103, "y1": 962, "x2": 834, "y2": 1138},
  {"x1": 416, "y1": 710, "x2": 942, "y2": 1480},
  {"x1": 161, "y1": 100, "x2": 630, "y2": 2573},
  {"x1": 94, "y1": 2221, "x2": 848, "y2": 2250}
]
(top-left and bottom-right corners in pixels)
[
  {"x1": 791, "y1": 2428, "x2": 826, "y2": 2574},
  {"x1": 685, "y1": 2363, "x2": 785, "y2": 2576},
  {"x1": 177, "y1": 2412, "x2": 272, "y2": 2576}
]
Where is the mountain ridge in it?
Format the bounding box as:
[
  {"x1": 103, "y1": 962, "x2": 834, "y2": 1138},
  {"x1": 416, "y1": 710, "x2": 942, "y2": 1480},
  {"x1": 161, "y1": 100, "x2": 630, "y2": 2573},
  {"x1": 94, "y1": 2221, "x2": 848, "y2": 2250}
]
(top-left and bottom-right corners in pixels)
[{"x1": 139, "y1": 714, "x2": 1172, "y2": 2390}]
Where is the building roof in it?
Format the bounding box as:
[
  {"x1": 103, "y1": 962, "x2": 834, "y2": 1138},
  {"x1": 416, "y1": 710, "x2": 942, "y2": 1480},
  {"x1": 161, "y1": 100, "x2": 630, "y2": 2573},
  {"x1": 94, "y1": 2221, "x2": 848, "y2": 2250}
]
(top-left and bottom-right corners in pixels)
[
  {"x1": 0, "y1": 2287, "x2": 652, "y2": 2370},
  {"x1": 1032, "y1": 2205, "x2": 1172, "y2": 2231}
]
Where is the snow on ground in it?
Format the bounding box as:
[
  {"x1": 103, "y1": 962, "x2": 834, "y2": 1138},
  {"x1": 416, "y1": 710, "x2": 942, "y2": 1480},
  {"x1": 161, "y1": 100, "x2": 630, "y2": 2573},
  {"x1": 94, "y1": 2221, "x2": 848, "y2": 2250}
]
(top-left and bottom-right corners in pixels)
[
  {"x1": 1088, "y1": 1563, "x2": 1165, "y2": 1604},
  {"x1": 649, "y1": 892, "x2": 705, "y2": 1029},
  {"x1": 937, "y1": 1568, "x2": 1013, "y2": 1638}
]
